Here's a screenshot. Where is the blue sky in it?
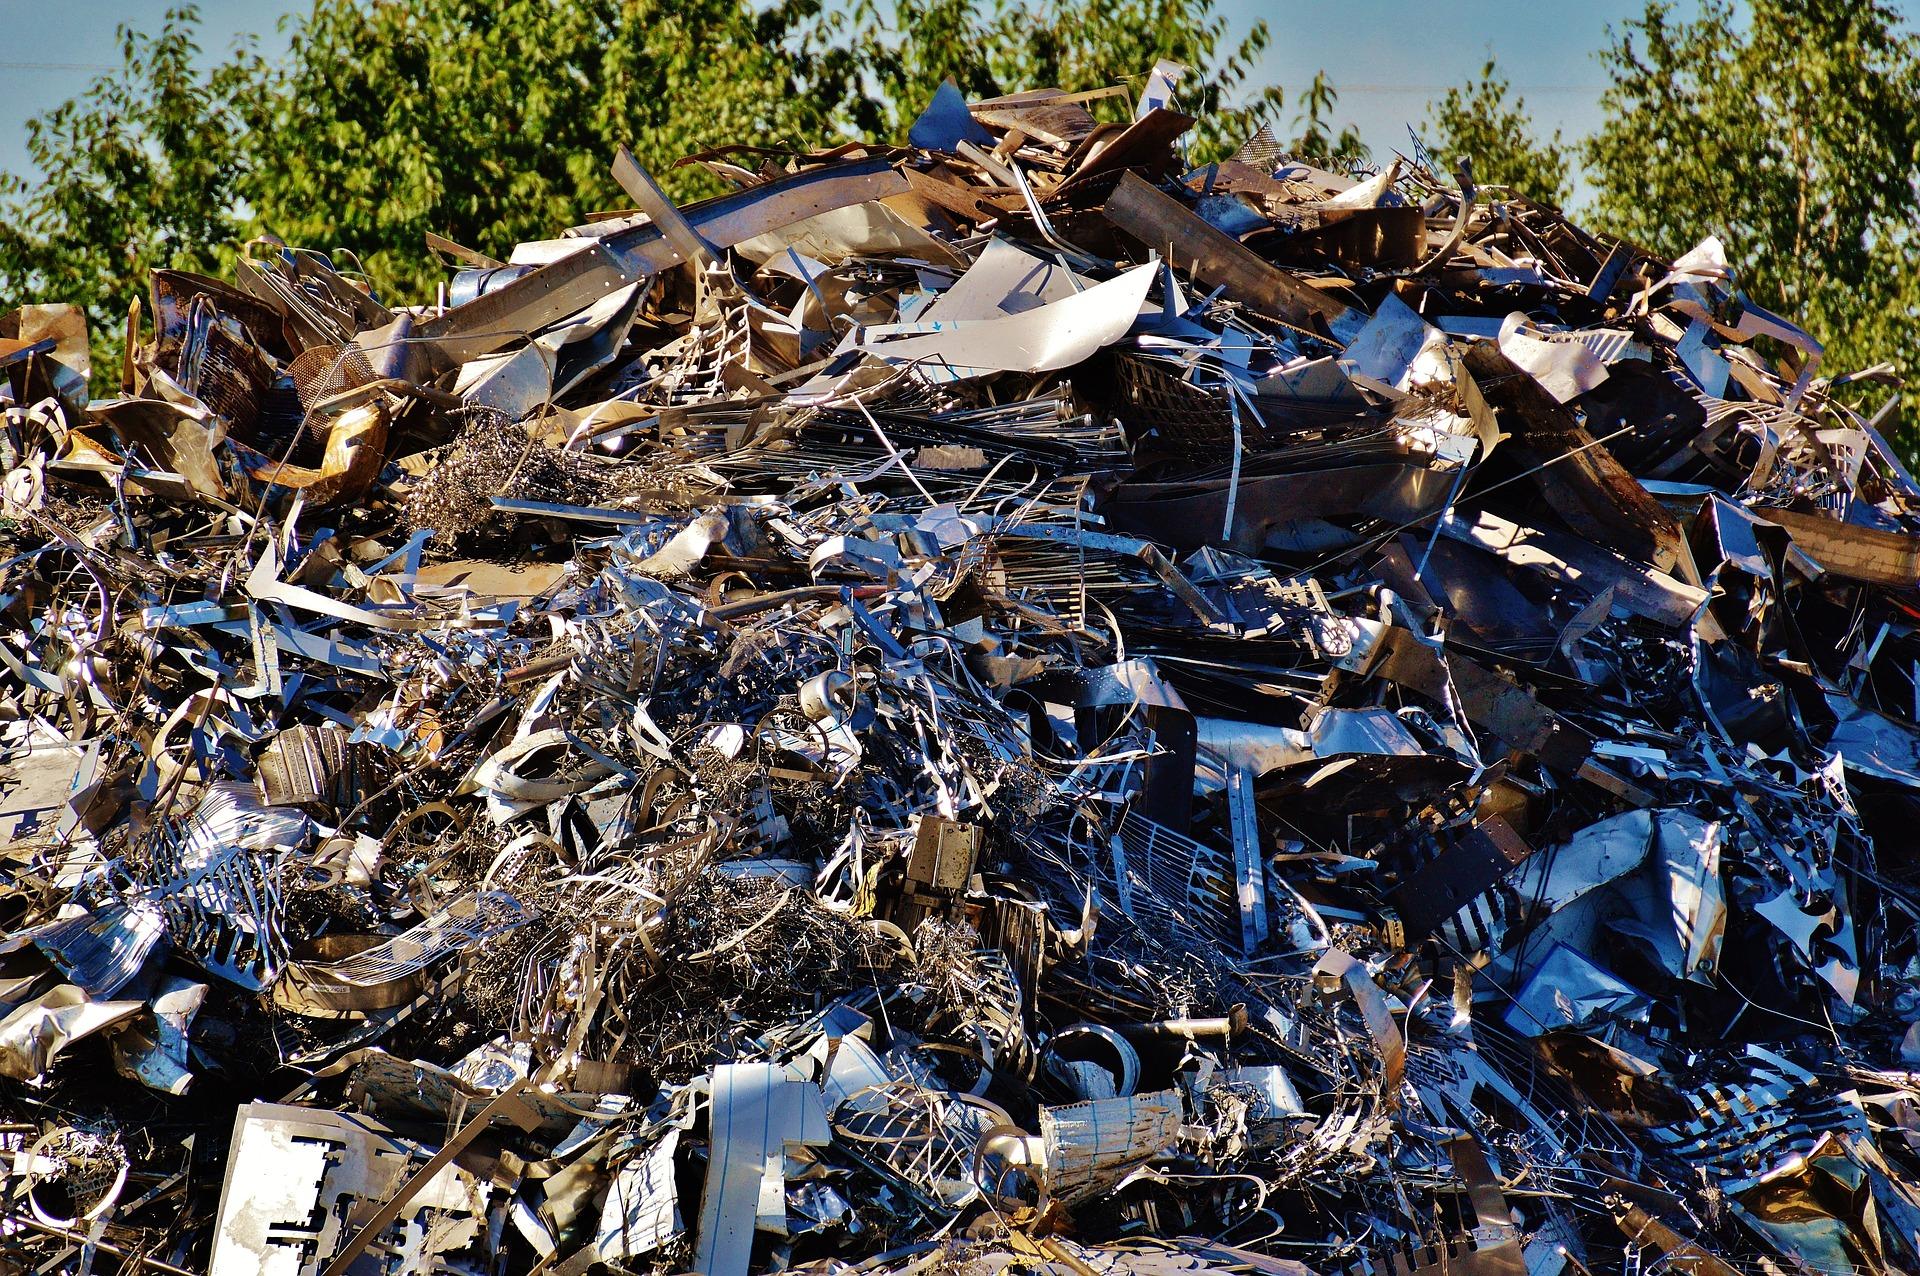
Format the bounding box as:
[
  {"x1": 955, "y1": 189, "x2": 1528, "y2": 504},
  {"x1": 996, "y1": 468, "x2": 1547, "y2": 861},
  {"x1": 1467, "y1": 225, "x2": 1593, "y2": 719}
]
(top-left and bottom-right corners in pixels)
[{"x1": 2, "y1": 1, "x2": 1916, "y2": 206}]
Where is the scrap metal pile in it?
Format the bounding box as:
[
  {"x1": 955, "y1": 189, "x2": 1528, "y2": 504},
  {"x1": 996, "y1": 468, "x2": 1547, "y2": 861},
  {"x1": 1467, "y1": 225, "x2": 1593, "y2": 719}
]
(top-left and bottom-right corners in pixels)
[{"x1": 4, "y1": 63, "x2": 1920, "y2": 1276}]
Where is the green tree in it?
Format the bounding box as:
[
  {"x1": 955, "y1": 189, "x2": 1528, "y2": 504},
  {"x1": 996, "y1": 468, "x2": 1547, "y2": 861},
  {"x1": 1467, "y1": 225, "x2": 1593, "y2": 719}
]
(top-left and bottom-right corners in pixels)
[
  {"x1": 1424, "y1": 58, "x2": 1570, "y2": 205},
  {"x1": 237, "y1": 0, "x2": 848, "y2": 302},
  {"x1": 1289, "y1": 70, "x2": 1365, "y2": 166},
  {"x1": 0, "y1": 6, "x2": 253, "y2": 370},
  {"x1": 1584, "y1": 0, "x2": 1920, "y2": 441}
]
